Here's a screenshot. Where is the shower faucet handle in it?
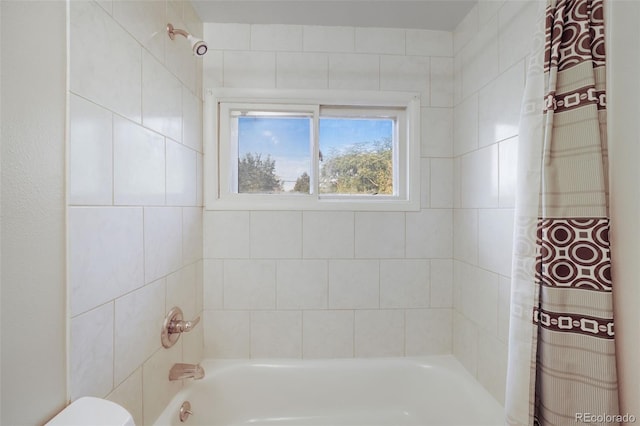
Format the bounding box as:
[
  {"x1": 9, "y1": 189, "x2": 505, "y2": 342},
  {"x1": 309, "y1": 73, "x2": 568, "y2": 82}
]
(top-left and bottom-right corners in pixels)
[
  {"x1": 169, "y1": 315, "x2": 200, "y2": 333},
  {"x1": 161, "y1": 307, "x2": 200, "y2": 348}
]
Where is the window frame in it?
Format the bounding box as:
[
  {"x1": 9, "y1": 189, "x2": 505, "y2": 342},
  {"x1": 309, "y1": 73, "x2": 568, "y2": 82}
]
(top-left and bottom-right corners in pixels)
[{"x1": 204, "y1": 88, "x2": 421, "y2": 211}]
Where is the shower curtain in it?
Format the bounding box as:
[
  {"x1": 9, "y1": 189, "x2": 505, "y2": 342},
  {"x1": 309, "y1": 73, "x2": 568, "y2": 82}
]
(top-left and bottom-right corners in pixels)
[{"x1": 505, "y1": 0, "x2": 619, "y2": 425}]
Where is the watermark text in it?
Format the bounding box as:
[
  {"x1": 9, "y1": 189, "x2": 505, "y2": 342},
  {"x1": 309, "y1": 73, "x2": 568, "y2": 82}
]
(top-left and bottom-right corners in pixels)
[{"x1": 576, "y1": 412, "x2": 636, "y2": 423}]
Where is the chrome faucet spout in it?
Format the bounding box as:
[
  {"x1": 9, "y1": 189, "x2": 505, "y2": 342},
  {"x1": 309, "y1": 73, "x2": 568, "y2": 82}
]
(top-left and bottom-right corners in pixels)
[{"x1": 169, "y1": 363, "x2": 205, "y2": 381}]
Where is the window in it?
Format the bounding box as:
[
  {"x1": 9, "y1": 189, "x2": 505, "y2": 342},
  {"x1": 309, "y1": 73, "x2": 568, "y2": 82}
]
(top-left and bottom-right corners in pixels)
[{"x1": 205, "y1": 89, "x2": 420, "y2": 211}]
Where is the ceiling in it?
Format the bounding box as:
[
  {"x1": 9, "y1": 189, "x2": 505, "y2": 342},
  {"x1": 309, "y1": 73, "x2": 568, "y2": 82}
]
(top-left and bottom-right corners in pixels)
[{"x1": 191, "y1": 0, "x2": 478, "y2": 31}]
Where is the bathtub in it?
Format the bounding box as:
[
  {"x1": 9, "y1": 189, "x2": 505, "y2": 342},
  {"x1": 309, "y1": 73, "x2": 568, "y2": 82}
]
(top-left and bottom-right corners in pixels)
[{"x1": 154, "y1": 355, "x2": 504, "y2": 426}]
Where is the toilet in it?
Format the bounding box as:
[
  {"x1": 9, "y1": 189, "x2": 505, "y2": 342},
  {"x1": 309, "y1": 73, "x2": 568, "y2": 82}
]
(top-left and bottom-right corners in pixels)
[{"x1": 45, "y1": 397, "x2": 135, "y2": 426}]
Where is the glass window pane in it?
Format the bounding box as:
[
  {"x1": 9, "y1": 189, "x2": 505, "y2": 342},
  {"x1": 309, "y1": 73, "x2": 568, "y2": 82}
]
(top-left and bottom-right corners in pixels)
[
  {"x1": 318, "y1": 117, "x2": 394, "y2": 195},
  {"x1": 236, "y1": 115, "x2": 312, "y2": 194}
]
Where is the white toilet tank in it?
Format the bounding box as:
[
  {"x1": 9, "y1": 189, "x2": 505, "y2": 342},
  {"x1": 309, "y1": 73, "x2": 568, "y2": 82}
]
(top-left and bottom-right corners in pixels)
[{"x1": 45, "y1": 397, "x2": 135, "y2": 426}]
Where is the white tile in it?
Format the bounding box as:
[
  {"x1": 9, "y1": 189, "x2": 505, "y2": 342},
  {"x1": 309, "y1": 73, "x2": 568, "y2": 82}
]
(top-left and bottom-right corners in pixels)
[
  {"x1": 453, "y1": 209, "x2": 478, "y2": 265},
  {"x1": 144, "y1": 207, "x2": 183, "y2": 283},
  {"x1": 453, "y1": 4, "x2": 478, "y2": 55},
  {"x1": 251, "y1": 311, "x2": 302, "y2": 358},
  {"x1": 69, "y1": 94, "x2": 113, "y2": 205},
  {"x1": 355, "y1": 27, "x2": 405, "y2": 55},
  {"x1": 251, "y1": 25, "x2": 303, "y2": 51},
  {"x1": 406, "y1": 29, "x2": 452, "y2": 57},
  {"x1": 182, "y1": 316, "x2": 204, "y2": 364},
  {"x1": 183, "y1": 2, "x2": 203, "y2": 39},
  {"x1": 107, "y1": 368, "x2": 142, "y2": 426},
  {"x1": 203, "y1": 50, "x2": 223, "y2": 89},
  {"x1": 380, "y1": 260, "x2": 430, "y2": 308},
  {"x1": 114, "y1": 279, "x2": 165, "y2": 384},
  {"x1": 453, "y1": 55, "x2": 463, "y2": 106},
  {"x1": 421, "y1": 158, "x2": 431, "y2": 209},
  {"x1": 203, "y1": 259, "x2": 223, "y2": 309},
  {"x1": 142, "y1": 51, "x2": 182, "y2": 142},
  {"x1": 380, "y1": 55, "x2": 429, "y2": 100},
  {"x1": 142, "y1": 344, "x2": 182, "y2": 425},
  {"x1": 477, "y1": 331, "x2": 508, "y2": 405},
  {"x1": 499, "y1": 136, "x2": 519, "y2": 208},
  {"x1": 70, "y1": 303, "x2": 114, "y2": 400},
  {"x1": 406, "y1": 209, "x2": 452, "y2": 259},
  {"x1": 303, "y1": 310, "x2": 354, "y2": 358},
  {"x1": 196, "y1": 260, "x2": 204, "y2": 313},
  {"x1": 354, "y1": 212, "x2": 405, "y2": 258},
  {"x1": 302, "y1": 211, "x2": 354, "y2": 258},
  {"x1": 421, "y1": 108, "x2": 453, "y2": 158},
  {"x1": 96, "y1": 0, "x2": 112, "y2": 15},
  {"x1": 113, "y1": 116, "x2": 165, "y2": 206},
  {"x1": 165, "y1": 3, "x2": 196, "y2": 93},
  {"x1": 277, "y1": 52, "x2": 328, "y2": 89},
  {"x1": 166, "y1": 264, "x2": 197, "y2": 320},
  {"x1": 453, "y1": 260, "x2": 463, "y2": 310},
  {"x1": 354, "y1": 310, "x2": 404, "y2": 357},
  {"x1": 453, "y1": 94, "x2": 478, "y2": 157},
  {"x1": 328, "y1": 260, "x2": 379, "y2": 309},
  {"x1": 405, "y1": 309, "x2": 452, "y2": 356},
  {"x1": 166, "y1": 140, "x2": 196, "y2": 206},
  {"x1": 479, "y1": 0, "x2": 506, "y2": 26},
  {"x1": 478, "y1": 209, "x2": 515, "y2": 276},
  {"x1": 182, "y1": 88, "x2": 203, "y2": 153},
  {"x1": 498, "y1": 275, "x2": 511, "y2": 343},
  {"x1": 460, "y1": 144, "x2": 500, "y2": 208},
  {"x1": 453, "y1": 311, "x2": 478, "y2": 375},
  {"x1": 479, "y1": 61, "x2": 525, "y2": 147},
  {"x1": 224, "y1": 51, "x2": 276, "y2": 88},
  {"x1": 205, "y1": 23, "x2": 250, "y2": 50},
  {"x1": 303, "y1": 26, "x2": 354, "y2": 52},
  {"x1": 499, "y1": 0, "x2": 539, "y2": 73},
  {"x1": 453, "y1": 157, "x2": 461, "y2": 208},
  {"x1": 251, "y1": 211, "x2": 302, "y2": 258},
  {"x1": 460, "y1": 15, "x2": 499, "y2": 98},
  {"x1": 196, "y1": 153, "x2": 203, "y2": 206},
  {"x1": 203, "y1": 211, "x2": 250, "y2": 258},
  {"x1": 431, "y1": 259, "x2": 453, "y2": 308},
  {"x1": 70, "y1": 1, "x2": 141, "y2": 122},
  {"x1": 329, "y1": 54, "x2": 379, "y2": 90},
  {"x1": 182, "y1": 207, "x2": 203, "y2": 265},
  {"x1": 112, "y1": 0, "x2": 165, "y2": 62},
  {"x1": 277, "y1": 260, "x2": 328, "y2": 309},
  {"x1": 224, "y1": 260, "x2": 276, "y2": 309},
  {"x1": 204, "y1": 310, "x2": 250, "y2": 358},
  {"x1": 430, "y1": 159, "x2": 453, "y2": 208},
  {"x1": 458, "y1": 262, "x2": 500, "y2": 334},
  {"x1": 431, "y1": 57, "x2": 453, "y2": 107},
  {"x1": 69, "y1": 207, "x2": 144, "y2": 316}
]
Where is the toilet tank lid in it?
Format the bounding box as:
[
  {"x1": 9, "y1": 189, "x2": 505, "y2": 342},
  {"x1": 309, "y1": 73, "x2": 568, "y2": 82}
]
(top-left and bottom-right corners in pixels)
[{"x1": 45, "y1": 397, "x2": 135, "y2": 426}]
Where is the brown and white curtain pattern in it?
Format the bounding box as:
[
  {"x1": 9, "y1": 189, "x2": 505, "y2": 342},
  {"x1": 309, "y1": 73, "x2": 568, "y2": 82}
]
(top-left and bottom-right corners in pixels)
[{"x1": 506, "y1": 0, "x2": 619, "y2": 425}]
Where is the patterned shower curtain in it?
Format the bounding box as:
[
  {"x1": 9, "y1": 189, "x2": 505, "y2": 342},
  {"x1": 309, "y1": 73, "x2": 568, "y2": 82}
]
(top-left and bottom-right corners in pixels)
[{"x1": 505, "y1": 0, "x2": 620, "y2": 425}]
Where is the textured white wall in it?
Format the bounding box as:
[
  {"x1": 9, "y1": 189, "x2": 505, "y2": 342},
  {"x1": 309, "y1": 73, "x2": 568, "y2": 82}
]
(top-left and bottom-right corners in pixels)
[
  {"x1": 0, "y1": 1, "x2": 67, "y2": 424},
  {"x1": 608, "y1": 0, "x2": 640, "y2": 420}
]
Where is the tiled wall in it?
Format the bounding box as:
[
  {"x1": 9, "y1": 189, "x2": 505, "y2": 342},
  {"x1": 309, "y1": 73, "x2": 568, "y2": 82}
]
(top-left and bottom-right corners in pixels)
[
  {"x1": 67, "y1": 1, "x2": 203, "y2": 424},
  {"x1": 451, "y1": 0, "x2": 538, "y2": 405},
  {"x1": 202, "y1": 24, "x2": 455, "y2": 359}
]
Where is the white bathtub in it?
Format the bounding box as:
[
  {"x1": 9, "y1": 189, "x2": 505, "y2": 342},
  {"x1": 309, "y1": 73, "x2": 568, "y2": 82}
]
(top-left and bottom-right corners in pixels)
[{"x1": 154, "y1": 355, "x2": 504, "y2": 426}]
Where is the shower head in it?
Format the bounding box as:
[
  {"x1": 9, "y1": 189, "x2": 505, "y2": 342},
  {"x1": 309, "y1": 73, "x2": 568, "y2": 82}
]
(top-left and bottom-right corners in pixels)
[{"x1": 167, "y1": 23, "x2": 208, "y2": 56}]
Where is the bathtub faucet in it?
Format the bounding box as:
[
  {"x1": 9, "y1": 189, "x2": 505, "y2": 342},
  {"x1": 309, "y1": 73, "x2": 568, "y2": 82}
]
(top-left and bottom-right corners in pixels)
[{"x1": 169, "y1": 363, "x2": 205, "y2": 381}]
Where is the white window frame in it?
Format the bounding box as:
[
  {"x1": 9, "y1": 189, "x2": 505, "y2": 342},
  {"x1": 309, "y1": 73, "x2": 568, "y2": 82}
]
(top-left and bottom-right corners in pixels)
[{"x1": 204, "y1": 88, "x2": 421, "y2": 211}]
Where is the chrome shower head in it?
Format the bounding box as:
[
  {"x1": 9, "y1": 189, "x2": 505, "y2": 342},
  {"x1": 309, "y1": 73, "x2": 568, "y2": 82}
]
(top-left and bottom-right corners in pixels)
[{"x1": 167, "y1": 23, "x2": 208, "y2": 56}]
